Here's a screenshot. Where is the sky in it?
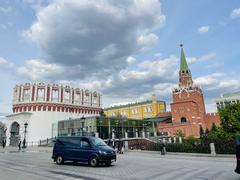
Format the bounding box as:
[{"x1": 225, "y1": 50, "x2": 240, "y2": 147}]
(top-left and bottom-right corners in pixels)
[{"x1": 0, "y1": 0, "x2": 240, "y2": 119}]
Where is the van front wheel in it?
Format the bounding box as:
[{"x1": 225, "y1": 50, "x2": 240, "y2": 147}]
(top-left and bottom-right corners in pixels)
[
  {"x1": 89, "y1": 156, "x2": 99, "y2": 167},
  {"x1": 56, "y1": 155, "x2": 64, "y2": 165}
]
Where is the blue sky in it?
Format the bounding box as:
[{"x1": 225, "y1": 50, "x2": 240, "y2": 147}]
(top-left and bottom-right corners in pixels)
[{"x1": 0, "y1": 0, "x2": 240, "y2": 118}]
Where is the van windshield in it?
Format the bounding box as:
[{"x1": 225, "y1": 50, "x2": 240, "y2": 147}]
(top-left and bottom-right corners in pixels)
[{"x1": 91, "y1": 138, "x2": 107, "y2": 146}]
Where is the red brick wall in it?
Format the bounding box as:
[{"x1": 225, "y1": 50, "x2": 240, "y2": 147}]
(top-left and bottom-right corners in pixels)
[
  {"x1": 204, "y1": 113, "x2": 221, "y2": 130},
  {"x1": 157, "y1": 123, "x2": 200, "y2": 137}
]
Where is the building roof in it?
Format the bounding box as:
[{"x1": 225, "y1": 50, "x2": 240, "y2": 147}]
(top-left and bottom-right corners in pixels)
[
  {"x1": 221, "y1": 91, "x2": 240, "y2": 98},
  {"x1": 180, "y1": 46, "x2": 189, "y2": 72},
  {"x1": 143, "y1": 116, "x2": 172, "y2": 123},
  {"x1": 104, "y1": 100, "x2": 165, "y2": 110},
  {"x1": 6, "y1": 112, "x2": 32, "y2": 118},
  {"x1": 156, "y1": 112, "x2": 172, "y2": 118}
]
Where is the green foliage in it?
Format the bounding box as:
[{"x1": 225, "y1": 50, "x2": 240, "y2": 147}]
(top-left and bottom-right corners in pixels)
[
  {"x1": 219, "y1": 102, "x2": 240, "y2": 133},
  {"x1": 211, "y1": 123, "x2": 217, "y2": 132},
  {"x1": 185, "y1": 135, "x2": 199, "y2": 145},
  {"x1": 174, "y1": 129, "x2": 185, "y2": 138},
  {"x1": 166, "y1": 143, "x2": 195, "y2": 153},
  {"x1": 199, "y1": 125, "x2": 204, "y2": 138}
]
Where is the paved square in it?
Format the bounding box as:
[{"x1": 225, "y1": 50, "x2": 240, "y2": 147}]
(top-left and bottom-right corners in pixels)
[{"x1": 0, "y1": 148, "x2": 239, "y2": 180}]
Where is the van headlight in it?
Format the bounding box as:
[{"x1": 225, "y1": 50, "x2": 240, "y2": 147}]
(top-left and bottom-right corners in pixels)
[{"x1": 99, "y1": 150, "x2": 107, "y2": 155}]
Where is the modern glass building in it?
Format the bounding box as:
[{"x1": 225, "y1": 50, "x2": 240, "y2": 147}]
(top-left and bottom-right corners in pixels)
[
  {"x1": 215, "y1": 91, "x2": 240, "y2": 109},
  {"x1": 57, "y1": 116, "x2": 156, "y2": 139}
]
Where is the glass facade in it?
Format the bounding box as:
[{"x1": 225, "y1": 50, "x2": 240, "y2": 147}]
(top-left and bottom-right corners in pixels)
[{"x1": 57, "y1": 116, "x2": 155, "y2": 139}]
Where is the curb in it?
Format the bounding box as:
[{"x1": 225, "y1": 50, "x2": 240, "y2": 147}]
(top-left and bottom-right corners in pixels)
[{"x1": 129, "y1": 150, "x2": 235, "y2": 158}]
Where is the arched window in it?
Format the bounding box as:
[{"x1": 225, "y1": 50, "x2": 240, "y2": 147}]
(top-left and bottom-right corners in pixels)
[{"x1": 181, "y1": 117, "x2": 187, "y2": 123}]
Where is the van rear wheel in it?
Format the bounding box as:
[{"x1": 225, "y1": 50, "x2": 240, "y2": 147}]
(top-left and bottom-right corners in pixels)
[
  {"x1": 89, "y1": 156, "x2": 99, "y2": 167},
  {"x1": 105, "y1": 162, "x2": 111, "y2": 166},
  {"x1": 56, "y1": 155, "x2": 64, "y2": 165}
]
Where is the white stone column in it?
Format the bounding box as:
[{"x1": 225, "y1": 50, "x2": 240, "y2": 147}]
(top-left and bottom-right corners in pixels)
[
  {"x1": 125, "y1": 132, "x2": 128, "y2": 139},
  {"x1": 16, "y1": 86, "x2": 20, "y2": 103},
  {"x1": 34, "y1": 85, "x2": 38, "y2": 101},
  {"x1": 147, "y1": 132, "x2": 150, "y2": 138},
  {"x1": 210, "y1": 143, "x2": 216, "y2": 156},
  {"x1": 173, "y1": 137, "x2": 176, "y2": 143},
  {"x1": 154, "y1": 131, "x2": 157, "y2": 137},
  {"x1": 142, "y1": 131, "x2": 145, "y2": 138},
  {"x1": 163, "y1": 138, "x2": 166, "y2": 143},
  {"x1": 135, "y1": 130, "x2": 138, "y2": 138},
  {"x1": 169, "y1": 138, "x2": 172, "y2": 143},
  {"x1": 29, "y1": 85, "x2": 33, "y2": 102},
  {"x1": 95, "y1": 132, "x2": 99, "y2": 138},
  {"x1": 49, "y1": 86, "x2": 52, "y2": 102},
  {"x1": 20, "y1": 85, "x2": 24, "y2": 102},
  {"x1": 70, "y1": 88, "x2": 73, "y2": 104},
  {"x1": 44, "y1": 85, "x2": 47, "y2": 101},
  {"x1": 112, "y1": 132, "x2": 115, "y2": 140},
  {"x1": 58, "y1": 87, "x2": 61, "y2": 102},
  {"x1": 179, "y1": 137, "x2": 182, "y2": 144}
]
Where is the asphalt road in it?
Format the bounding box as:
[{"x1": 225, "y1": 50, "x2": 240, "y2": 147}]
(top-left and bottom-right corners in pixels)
[{"x1": 0, "y1": 149, "x2": 239, "y2": 180}]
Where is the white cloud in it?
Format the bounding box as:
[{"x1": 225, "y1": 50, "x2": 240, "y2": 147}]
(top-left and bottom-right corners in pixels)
[
  {"x1": 0, "y1": 57, "x2": 14, "y2": 69},
  {"x1": 137, "y1": 33, "x2": 159, "y2": 51},
  {"x1": 198, "y1": 26, "x2": 209, "y2": 34},
  {"x1": 194, "y1": 73, "x2": 224, "y2": 87},
  {"x1": 126, "y1": 56, "x2": 136, "y2": 64},
  {"x1": 187, "y1": 52, "x2": 216, "y2": 64},
  {"x1": 16, "y1": 59, "x2": 64, "y2": 80},
  {"x1": 231, "y1": 8, "x2": 240, "y2": 18},
  {"x1": 24, "y1": 0, "x2": 165, "y2": 79}
]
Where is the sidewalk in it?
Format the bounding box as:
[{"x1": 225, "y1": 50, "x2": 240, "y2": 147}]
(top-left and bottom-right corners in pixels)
[
  {"x1": 0, "y1": 146, "x2": 53, "y2": 153},
  {"x1": 0, "y1": 146, "x2": 235, "y2": 158},
  {"x1": 129, "y1": 149, "x2": 235, "y2": 158}
]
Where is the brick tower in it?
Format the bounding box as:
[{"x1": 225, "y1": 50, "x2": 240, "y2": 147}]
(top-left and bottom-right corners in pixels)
[
  {"x1": 171, "y1": 45, "x2": 207, "y2": 133},
  {"x1": 156, "y1": 45, "x2": 220, "y2": 137}
]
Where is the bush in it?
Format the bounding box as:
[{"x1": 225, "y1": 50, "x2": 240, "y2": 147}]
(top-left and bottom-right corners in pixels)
[{"x1": 166, "y1": 143, "x2": 194, "y2": 153}]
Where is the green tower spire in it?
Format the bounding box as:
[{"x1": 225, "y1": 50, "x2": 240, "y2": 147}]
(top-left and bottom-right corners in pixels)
[{"x1": 180, "y1": 44, "x2": 189, "y2": 72}]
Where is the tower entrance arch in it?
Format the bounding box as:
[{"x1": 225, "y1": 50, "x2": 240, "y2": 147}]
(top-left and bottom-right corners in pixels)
[{"x1": 10, "y1": 122, "x2": 20, "y2": 146}]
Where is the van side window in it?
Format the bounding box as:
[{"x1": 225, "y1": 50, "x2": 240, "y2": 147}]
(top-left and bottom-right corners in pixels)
[{"x1": 81, "y1": 140, "x2": 90, "y2": 148}]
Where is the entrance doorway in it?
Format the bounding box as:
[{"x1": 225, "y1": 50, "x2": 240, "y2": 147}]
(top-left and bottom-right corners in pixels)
[{"x1": 10, "y1": 122, "x2": 20, "y2": 146}]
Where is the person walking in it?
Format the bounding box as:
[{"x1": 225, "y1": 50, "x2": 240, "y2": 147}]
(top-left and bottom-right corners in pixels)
[
  {"x1": 3, "y1": 139, "x2": 6, "y2": 148},
  {"x1": 18, "y1": 140, "x2": 21, "y2": 151},
  {"x1": 160, "y1": 140, "x2": 165, "y2": 155},
  {"x1": 235, "y1": 136, "x2": 240, "y2": 174}
]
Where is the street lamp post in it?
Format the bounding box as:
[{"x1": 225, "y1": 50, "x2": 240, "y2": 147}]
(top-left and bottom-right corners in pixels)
[
  {"x1": 22, "y1": 122, "x2": 28, "y2": 148},
  {"x1": 81, "y1": 116, "x2": 86, "y2": 136}
]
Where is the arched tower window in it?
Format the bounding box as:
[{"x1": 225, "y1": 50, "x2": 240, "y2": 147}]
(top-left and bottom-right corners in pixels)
[{"x1": 180, "y1": 117, "x2": 187, "y2": 123}]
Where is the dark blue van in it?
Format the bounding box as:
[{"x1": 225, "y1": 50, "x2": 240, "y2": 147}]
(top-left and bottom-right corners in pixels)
[{"x1": 52, "y1": 136, "x2": 116, "y2": 167}]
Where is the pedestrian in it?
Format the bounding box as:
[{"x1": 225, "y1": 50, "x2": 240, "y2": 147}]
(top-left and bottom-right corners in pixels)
[
  {"x1": 118, "y1": 140, "x2": 123, "y2": 154},
  {"x1": 120, "y1": 141, "x2": 125, "y2": 154},
  {"x1": 18, "y1": 140, "x2": 21, "y2": 151},
  {"x1": 3, "y1": 139, "x2": 6, "y2": 148},
  {"x1": 235, "y1": 136, "x2": 240, "y2": 174},
  {"x1": 160, "y1": 140, "x2": 165, "y2": 155},
  {"x1": 2, "y1": 140, "x2": 4, "y2": 148}
]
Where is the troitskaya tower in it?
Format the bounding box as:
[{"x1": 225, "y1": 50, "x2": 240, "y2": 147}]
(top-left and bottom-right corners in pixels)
[{"x1": 171, "y1": 45, "x2": 206, "y2": 129}]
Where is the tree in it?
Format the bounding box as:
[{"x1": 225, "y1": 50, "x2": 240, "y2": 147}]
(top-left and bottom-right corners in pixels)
[
  {"x1": 199, "y1": 125, "x2": 204, "y2": 138},
  {"x1": 219, "y1": 102, "x2": 240, "y2": 134},
  {"x1": 205, "y1": 128, "x2": 209, "y2": 136},
  {"x1": 174, "y1": 129, "x2": 185, "y2": 138},
  {"x1": 99, "y1": 110, "x2": 106, "y2": 118},
  {"x1": 211, "y1": 123, "x2": 217, "y2": 132}
]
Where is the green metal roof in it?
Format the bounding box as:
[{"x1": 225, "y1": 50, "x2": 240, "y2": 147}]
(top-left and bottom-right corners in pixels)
[
  {"x1": 143, "y1": 116, "x2": 171, "y2": 123},
  {"x1": 180, "y1": 47, "x2": 189, "y2": 72}
]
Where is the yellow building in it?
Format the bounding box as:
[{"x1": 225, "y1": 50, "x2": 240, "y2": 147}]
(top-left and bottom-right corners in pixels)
[{"x1": 104, "y1": 95, "x2": 166, "y2": 120}]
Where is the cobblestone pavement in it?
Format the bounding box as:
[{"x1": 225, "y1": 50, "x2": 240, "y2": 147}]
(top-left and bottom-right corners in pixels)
[{"x1": 0, "y1": 147, "x2": 239, "y2": 180}]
